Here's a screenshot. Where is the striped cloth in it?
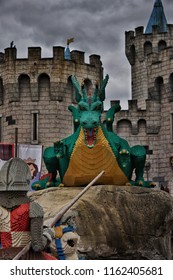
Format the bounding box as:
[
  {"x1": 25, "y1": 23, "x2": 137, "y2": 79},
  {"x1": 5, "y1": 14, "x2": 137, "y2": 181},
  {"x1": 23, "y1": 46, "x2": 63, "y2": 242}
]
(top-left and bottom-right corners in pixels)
[{"x1": 0, "y1": 203, "x2": 31, "y2": 248}]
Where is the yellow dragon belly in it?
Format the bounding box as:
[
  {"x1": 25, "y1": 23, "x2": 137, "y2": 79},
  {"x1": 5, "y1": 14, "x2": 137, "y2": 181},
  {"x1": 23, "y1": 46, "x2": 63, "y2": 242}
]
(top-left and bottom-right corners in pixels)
[{"x1": 63, "y1": 126, "x2": 128, "y2": 186}]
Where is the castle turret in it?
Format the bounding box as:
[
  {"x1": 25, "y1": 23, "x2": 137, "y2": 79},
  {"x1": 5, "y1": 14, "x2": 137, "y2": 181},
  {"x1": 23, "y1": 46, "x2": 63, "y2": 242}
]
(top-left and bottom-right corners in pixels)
[
  {"x1": 125, "y1": 0, "x2": 173, "y2": 109},
  {"x1": 145, "y1": 0, "x2": 167, "y2": 34},
  {"x1": 116, "y1": 0, "x2": 173, "y2": 188}
]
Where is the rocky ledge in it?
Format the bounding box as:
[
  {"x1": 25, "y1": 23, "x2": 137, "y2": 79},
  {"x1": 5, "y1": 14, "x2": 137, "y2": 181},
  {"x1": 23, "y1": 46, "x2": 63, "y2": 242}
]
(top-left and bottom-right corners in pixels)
[{"x1": 29, "y1": 185, "x2": 173, "y2": 260}]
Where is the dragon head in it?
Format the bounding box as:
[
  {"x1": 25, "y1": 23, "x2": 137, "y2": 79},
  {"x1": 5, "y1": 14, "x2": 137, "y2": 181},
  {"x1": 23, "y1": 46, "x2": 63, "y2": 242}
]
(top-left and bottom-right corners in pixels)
[{"x1": 70, "y1": 74, "x2": 109, "y2": 148}]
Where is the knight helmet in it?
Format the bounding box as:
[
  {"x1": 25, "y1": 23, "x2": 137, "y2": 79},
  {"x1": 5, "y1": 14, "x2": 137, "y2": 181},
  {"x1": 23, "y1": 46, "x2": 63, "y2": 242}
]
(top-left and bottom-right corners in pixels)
[{"x1": 0, "y1": 158, "x2": 31, "y2": 191}]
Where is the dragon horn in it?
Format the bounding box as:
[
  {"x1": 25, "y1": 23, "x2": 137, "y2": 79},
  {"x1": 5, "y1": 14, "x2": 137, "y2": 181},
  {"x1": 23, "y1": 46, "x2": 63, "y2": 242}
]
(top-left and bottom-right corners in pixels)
[
  {"x1": 71, "y1": 75, "x2": 82, "y2": 103},
  {"x1": 99, "y1": 74, "x2": 109, "y2": 101}
]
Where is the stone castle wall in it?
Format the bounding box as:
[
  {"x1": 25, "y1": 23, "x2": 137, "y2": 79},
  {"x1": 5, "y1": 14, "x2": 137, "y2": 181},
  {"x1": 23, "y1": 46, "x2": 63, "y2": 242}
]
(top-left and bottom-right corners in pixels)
[
  {"x1": 125, "y1": 24, "x2": 173, "y2": 109},
  {"x1": 0, "y1": 46, "x2": 103, "y2": 150},
  {"x1": 1, "y1": 19, "x2": 173, "y2": 189},
  {"x1": 114, "y1": 24, "x2": 173, "y2": 187}
]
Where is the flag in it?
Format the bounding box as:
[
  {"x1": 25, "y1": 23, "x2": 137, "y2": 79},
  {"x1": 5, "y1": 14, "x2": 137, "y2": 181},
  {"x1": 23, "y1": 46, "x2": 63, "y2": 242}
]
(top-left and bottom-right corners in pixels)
[
  {"x1": 18, "y1": 144, "x2": 42, "y2": 191},
  {"x1": 67, "y1": 37, "x2": 74, "y2": 45}
]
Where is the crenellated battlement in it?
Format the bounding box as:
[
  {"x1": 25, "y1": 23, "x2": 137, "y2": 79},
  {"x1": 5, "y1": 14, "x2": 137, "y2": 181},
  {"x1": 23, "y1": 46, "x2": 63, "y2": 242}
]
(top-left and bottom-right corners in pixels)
[
  {"x1": 126, "y1": 24, "x2": 173, "y2": 66},
  {"x1": 125, "y1": 22, "x2": 173, "y2": 110},
  {"x1": 28, "y1": 47, "x2": 41, "y2": 60},
  {"x1": 126, "y1": 24, "x2": 173, "y2": 41},
  {"x1": 4, "y1": 47, "x2": 17, "y2": 61},
  {"x1": 0, "y1": 44, "x2": 103, "y2": 148},
  {"x1": 135, "y1": 26, "x2": 144, "y2": 36},
  {"x1": 0, "y1": 45, "x2": 103, "y2": 105},
  {"x1": 147, "y1": 45, "x2": 173, "y2": 64},
  {"x1": 113, "y1": 97, "x2": 161, "y2": 136},
  {"x1": 1, "y1": 46, "x2": 102, "y2": 67}
]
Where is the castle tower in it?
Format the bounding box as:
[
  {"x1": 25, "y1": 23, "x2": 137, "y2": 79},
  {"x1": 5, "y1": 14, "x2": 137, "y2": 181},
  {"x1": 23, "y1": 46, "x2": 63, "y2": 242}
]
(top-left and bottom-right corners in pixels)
[
  {"x1": 115, "y1": 0, "x2": 173, "y2": 190},
  {"x1": 0, "y1": 45, "x2": 103, "y2": 152},
  {"x1": 125, "y1": 0, "x2": 173, "y2": 109}
]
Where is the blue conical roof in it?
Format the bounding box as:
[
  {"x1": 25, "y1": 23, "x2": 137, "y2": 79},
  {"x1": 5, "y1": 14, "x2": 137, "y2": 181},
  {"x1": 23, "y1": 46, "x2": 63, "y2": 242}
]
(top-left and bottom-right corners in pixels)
[
  {"x1": 64, "y1": 46, "x2": 71, "y2": 60},
  {"x1": 145, "y1": 0, "x2": 167, "y2": 34}
]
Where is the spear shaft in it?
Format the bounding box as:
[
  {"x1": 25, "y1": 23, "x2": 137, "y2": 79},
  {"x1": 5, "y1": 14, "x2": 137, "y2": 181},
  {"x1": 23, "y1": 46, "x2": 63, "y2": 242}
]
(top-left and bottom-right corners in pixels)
[
  {"x1": 13, "y1": 242, "x2": 31, "y2": 260},
  {"x1": 50, "y1": 170, "x2": 105, "y2": 227}
]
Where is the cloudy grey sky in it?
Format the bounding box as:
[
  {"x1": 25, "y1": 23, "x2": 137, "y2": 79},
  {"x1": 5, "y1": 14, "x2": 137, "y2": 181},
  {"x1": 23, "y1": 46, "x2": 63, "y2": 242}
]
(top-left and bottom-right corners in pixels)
[{"x1": 0, "y1": 0, "x2": 172, "y2": 109}]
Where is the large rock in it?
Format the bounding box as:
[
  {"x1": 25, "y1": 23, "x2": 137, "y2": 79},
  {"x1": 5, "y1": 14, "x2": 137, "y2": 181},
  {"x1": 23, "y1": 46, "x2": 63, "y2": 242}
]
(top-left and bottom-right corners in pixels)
[{"x1": 29, "y1": 185, "x2": 173, "y2": 260}]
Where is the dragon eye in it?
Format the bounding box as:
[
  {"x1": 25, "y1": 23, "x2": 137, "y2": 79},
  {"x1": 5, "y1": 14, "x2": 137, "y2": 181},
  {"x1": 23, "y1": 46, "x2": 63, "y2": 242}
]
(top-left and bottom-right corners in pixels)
[
  {"x1": 79, "y1": 106, "x2": 86, "y2": 111},
  {"x1": 95, "y1": 105, "x2": 102, "y2": 111}
]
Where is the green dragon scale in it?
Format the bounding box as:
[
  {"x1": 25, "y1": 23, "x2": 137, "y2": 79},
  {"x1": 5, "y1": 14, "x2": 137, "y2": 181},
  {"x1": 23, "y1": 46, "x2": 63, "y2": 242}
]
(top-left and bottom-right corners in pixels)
[{"x1": 32, "y1": 75, "x2": 155, "y2": 190}]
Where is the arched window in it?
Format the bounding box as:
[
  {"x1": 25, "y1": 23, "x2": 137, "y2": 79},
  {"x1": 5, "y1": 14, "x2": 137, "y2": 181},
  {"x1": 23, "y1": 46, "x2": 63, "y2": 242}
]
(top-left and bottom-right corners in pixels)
[
  {"x1": 144, "y1": 41, "x2": 152, "y2": 56},
  {"x1": 0, "y1": 77, "x2": 3, "y2": 105},
  {"x1": 158, "y1": 40, "x2": 167, "y2": 51},
  {"x1": 169, "y1": 73, "x2": 173, "y2": 93},
  {"x1": 0, "y1": 53, "x2": 4, "y2": 63},
  {"x1": 130, "y1": 45, "x2": 136, "y2": 65},
  {"x1": 155, "y1": 76, "x2": 164, "y2": 100},
  {"x1": 117, "y1": 119, "x2": 132, "y2": 137},
  {"x1": 67, "y1": 76, "x2": 74, "y2": 103},
  {"x1": 138, "y1": 119, "x2": 146, "y2": 134},
  {"x1": 38, "y1": 73, "x2": 50, "y2": 99},
  {"x1": 83, "y1": 78, "x2": 92, "y2": 92},
  {"x1": 18, "y1": 74, "x2": 30, "y2": 100}
]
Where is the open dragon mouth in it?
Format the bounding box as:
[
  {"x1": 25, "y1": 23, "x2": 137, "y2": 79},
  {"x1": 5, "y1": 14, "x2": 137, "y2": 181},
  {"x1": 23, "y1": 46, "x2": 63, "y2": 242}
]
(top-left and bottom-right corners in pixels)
[{"x1": 84, "y1": 128, "x2": 98, "y2": 148}]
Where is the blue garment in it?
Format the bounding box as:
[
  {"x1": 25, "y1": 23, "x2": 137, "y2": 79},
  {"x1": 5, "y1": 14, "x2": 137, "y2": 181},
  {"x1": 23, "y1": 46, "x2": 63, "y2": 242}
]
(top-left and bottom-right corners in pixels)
[{"x1": 54, "y1": 221, "x2": 74, "y2": 260}]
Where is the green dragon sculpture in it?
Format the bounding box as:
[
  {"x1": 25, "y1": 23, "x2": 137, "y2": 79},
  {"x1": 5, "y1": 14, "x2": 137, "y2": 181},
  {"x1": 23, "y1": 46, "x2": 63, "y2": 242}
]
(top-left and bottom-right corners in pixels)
[{"x1": 32, "y1": 75, "x2": 155, "y2": 190}]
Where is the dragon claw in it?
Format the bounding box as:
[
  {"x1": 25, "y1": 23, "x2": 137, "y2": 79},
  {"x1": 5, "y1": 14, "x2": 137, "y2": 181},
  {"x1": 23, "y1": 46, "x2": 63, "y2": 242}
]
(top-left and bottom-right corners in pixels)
[
  {"x1": 119, "y1": 149, "x2": 129, "y2": 155},
  {"x1": 46, "y1": 181, "x2": 57, "y2": 188},
  {"x1": 150, "y1": 182, "x2": 156, "y2": 188},
  {"x1": 34, "y1": 184, "x2": 41, "y2": 189}
]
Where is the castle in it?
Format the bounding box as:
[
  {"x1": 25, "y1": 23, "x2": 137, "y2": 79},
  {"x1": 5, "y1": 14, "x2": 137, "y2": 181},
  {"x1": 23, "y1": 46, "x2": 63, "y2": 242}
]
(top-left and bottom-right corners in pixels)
[
  {"x1": 115, "y1": 0, "x2": 173, "y2": 190},
  {"x1": 0, "y1": 46, "x2": 103, "y2": 148},
  {"x1": 0, "y1": 0, "x2": 172, "y2": 189}
]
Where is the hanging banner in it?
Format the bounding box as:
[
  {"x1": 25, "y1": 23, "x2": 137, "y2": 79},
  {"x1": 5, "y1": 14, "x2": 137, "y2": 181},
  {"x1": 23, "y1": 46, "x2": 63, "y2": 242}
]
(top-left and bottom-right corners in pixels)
[
  {"x1": 18, "y1": 144, "x2": 43, "y2": 191},
  {"x1": 0, "y1": 143, "x2": 15, "y2": 169}
]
